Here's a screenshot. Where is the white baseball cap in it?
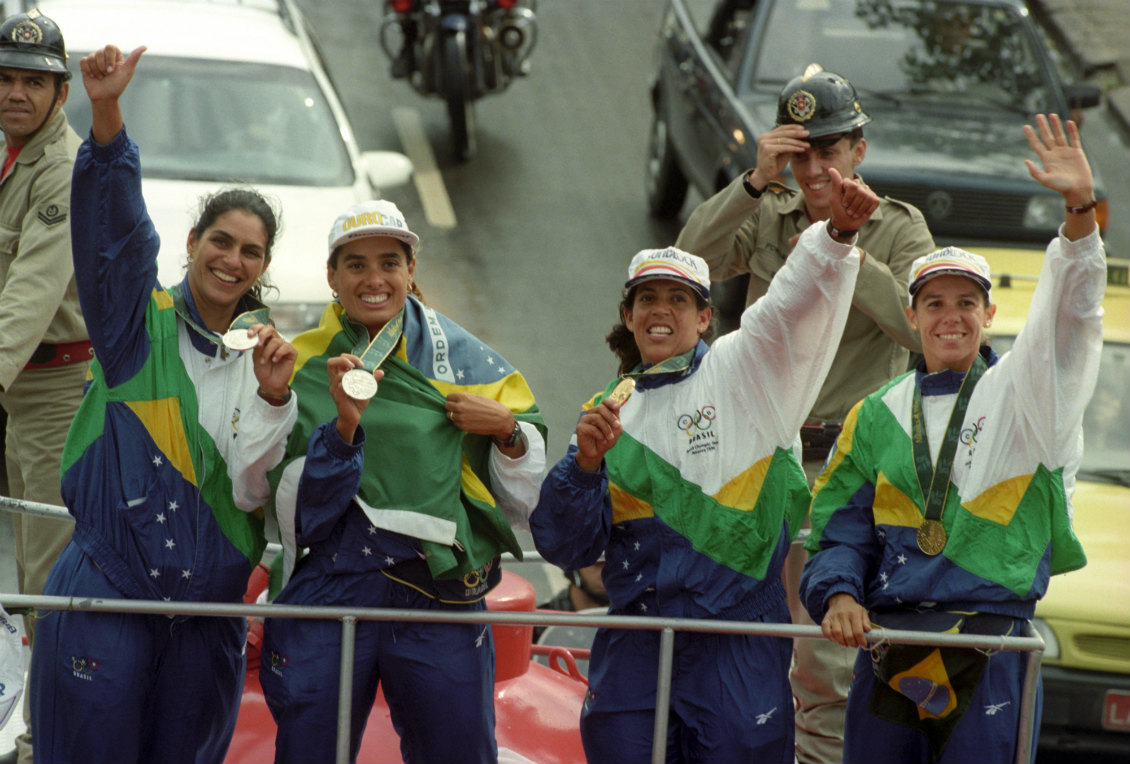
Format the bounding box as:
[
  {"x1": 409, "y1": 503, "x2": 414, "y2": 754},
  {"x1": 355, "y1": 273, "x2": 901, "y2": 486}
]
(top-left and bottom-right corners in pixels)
[
  {"x1": 908, "y1": 247, "x2": 992, "y2": 304},
  {"x1": 625, "y1": 247, "x2": 711, "y2": 301},
  {"x1": 328, "y1": 199, "x2": 419, "y2": 255}
]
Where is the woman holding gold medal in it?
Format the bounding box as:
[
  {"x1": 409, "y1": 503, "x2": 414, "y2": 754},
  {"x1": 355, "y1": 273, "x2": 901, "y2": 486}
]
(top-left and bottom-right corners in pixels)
[
  {"x1": 259, "y1": 199, "x2": 546, "y2": 764},
  {"x1": 800, "y1": 113, "x2": 1104, "y2": 764},
  {"x1": 29, "y1": 45, "x2": 298, "y2": 764},
  {"x1": 530, "y1": 169, "x2": 876, "y2": 763}
]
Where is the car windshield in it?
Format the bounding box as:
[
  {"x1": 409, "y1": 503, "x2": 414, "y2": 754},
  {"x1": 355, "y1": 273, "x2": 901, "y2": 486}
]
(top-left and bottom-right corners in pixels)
[
  {"x1": 989, "y1": 338, "x2": 1130, "y2": 482},
  {"x1": 64, "y1": 55, "x2": 355, "y2": 186},
  {"x1": 749, "y1": 0, "x2": 1057, "y2": 114}
]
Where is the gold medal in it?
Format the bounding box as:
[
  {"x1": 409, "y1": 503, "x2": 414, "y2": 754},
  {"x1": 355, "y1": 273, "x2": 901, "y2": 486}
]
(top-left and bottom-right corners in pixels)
[
  {"x1": 916, "y1": 519, "x2": 947, "y2": 556},
  {"x1": 607, "y1": 378, "x2": 636, "y2": 404}
]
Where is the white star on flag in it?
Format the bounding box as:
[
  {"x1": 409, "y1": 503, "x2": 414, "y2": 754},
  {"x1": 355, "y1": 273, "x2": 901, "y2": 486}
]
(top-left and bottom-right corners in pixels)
[
  {"x1": 152, "y1": 455, "x2": 163, "y2": 467},
  {"x1": 149, "y1": 568, "x2": 160, "y2": 578},
  {"x1": 181, "y1": 569, "x2": 192, "y2": 579},
  {"x1": 164, "y1": 538, "x2": 176, "y2": 550},
  {"x1": 897, "y1": 554, "x2": 907, "y2": 564},
  {"x1": 168, "y1": 501, "x2": 179, "y2": 512},
  {"x1": 155, "y1": 512, "x2": 166, "y2": 524},
  {"x1": 362, "y1": 546, "x2": 373, "y2": 556}
]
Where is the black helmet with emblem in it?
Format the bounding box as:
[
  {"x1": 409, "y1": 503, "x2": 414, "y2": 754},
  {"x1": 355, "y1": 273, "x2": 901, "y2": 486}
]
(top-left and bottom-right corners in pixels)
[
  {"x1": 0, "y1": 9, "x2": 71, "y2": 80},
  {"x1": 776, "y1": 64, "x2": 869, "y2": 144}
]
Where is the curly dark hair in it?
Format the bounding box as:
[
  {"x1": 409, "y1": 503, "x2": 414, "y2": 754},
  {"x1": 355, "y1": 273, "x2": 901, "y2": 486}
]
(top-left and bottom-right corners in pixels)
[
  {"x1": 191, "y1": 187, "x2": 282, "y2": 301},
  {"x1": 605, "y1": 285, "x2": 716, "y2": 375}
]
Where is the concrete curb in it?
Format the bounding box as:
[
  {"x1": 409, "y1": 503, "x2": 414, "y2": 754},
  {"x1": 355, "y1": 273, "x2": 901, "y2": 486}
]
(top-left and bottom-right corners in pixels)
[{"x1": 1028, "y1": 0, "x2": 1130, "y2": 140}]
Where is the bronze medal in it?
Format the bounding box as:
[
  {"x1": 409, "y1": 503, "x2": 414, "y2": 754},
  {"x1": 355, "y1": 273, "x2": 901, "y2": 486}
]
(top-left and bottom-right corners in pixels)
[
  {"x1": 607, "y1": 378, "x2": 636, "y2": 405},
  {"x1": 916, "y1": 519, "x2": 947, "y2": 556}
]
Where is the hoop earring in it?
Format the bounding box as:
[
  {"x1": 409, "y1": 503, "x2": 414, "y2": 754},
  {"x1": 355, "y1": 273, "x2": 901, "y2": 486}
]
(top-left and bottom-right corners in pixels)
[{"x1": 332, "y1": 290, "x2": 339, "y2": 299}]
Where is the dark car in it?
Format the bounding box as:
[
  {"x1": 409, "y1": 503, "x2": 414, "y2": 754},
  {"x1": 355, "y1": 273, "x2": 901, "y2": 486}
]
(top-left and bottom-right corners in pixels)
[{"x1": 646, "y1": 0, "x2": 1107, "y2": 245}]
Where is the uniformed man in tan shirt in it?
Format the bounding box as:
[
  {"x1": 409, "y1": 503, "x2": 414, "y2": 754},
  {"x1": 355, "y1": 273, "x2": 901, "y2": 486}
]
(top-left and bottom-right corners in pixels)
[
  {"x1": 0, "y1": 12, "x2": 85, "y2": 763},
  {"x1": 676, "y1": 67, "x2": 936, "y2": 764}
]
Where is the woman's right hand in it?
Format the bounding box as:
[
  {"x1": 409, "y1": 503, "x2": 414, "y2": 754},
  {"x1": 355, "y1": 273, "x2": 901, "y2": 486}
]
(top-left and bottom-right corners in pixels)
[
  {"x1": 327, "y1": 354, "x2": 383, "y2": 445},
  {"x1": 822, "y1": 593, "x2": 872, "y2": 648},
  {"x1": 574, "y1": 399, "x2": 624, "y2": 473},
  {"x1": 81, "y1": 44, "x2": 146, "y2": 144}
]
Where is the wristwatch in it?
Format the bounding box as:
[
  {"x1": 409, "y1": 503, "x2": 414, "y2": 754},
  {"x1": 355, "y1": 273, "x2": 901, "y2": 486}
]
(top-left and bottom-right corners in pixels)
[
  {"x1": 493, "y1": 420, "x2": 523, "y2": 449},
  {"x1": 742, "y1": 171, "x2": 764, "y2": 199}
]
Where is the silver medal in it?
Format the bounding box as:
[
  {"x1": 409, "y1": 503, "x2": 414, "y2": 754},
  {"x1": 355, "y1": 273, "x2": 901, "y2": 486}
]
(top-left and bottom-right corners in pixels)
[
  {"x1": 342, "y1": 367, "x2": 378, "y2": 400},
  {"x1": 222, "y1": 329, "x2": 259, "y2": 352}
]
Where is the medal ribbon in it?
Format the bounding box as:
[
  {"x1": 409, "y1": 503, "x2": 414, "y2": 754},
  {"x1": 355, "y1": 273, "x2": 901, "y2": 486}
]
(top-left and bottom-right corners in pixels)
[
  {"x1": 168, "y1": 284, "x2": 271, "y2": 346},
  {"x1": 911, "y1": 354, "x2": 987, "y2": 524},
  {"x1": 346, "y1": 307, "x2": 406, "y2": 371},
  {"x1": 622, "y1": 346, "x2": 697, "y2": 380}
]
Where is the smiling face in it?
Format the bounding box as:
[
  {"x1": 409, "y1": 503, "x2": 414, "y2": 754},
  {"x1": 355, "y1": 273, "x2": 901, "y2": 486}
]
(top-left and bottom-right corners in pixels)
[
  {"x1": 789, "y1": 134, "x2": 866, "y2": 219},
  {"x1": 185, "y1": 209, "x2": 270, "y2": 332},
  {"x1": 907, "y1": 274, "x2": 997, "y2": 373},
  {"x1": 327, "y1": 235, "x2": 415, "y2": 338},
  {"x1": 624, "y1": 279, "x2": 711, "y2": 365},
  {"x1": 0, "y1": 67, "x2": 66, "y2": 147}
]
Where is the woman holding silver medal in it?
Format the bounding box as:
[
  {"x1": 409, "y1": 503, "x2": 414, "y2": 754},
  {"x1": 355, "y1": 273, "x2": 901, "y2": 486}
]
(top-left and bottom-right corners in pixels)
[
  {"x1": 530, "y1": 169, "x2": 876, "y2": 763},
  {"x1": 259, "y1": 199, "x2": 546, "y2": 764},
  {"x1": 29, "y1": 45, "x2": 298, "y2": 764},
  {"x1": 799, "y1": 113, "x2": 1104, "y2": 764}
]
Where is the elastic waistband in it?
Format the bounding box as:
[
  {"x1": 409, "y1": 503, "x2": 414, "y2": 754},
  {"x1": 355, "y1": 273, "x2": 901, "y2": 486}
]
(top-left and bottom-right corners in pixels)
[{"x1": 25, "y1": 339, "x2": 93, "y2": 370}]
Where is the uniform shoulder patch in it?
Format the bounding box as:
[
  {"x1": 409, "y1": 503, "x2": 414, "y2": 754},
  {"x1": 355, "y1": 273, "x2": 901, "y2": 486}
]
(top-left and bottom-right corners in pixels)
[
  {"x1": 37, "y1": 203, "x2": 67, "y2": 226},
  {"x1": 766, "y1": 180, "x2": 793, "y2": 195}
]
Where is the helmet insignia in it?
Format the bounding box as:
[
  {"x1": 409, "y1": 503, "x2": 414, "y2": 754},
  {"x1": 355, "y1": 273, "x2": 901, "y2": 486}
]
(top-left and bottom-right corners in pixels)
[
  {"x1": 10, "y1": 20, "x2": 43, "y2": 45},
  {"x1": 787, "y1": 89, "x2": 816, "y2": 122}
]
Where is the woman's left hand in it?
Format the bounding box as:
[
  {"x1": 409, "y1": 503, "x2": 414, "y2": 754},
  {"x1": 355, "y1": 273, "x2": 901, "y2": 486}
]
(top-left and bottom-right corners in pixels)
[
  {"x1": 445, "y1": 393, "x2": 524, "y2": 455},
  {"x1": 249, "y1": 324, "x2": 297, "y2": 396}
]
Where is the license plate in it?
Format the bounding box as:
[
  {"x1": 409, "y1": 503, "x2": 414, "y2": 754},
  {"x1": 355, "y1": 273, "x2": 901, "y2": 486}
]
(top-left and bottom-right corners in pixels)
[{"x1": 1102, "y1": 690, "x2": 1130, "y2": 732}]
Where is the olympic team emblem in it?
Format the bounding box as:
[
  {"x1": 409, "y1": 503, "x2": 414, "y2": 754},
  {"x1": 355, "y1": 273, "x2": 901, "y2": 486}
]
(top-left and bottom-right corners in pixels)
[
  {"x1": 268, "y1": 650, "x2": 289, "y2": 677},
  {"x1": 677, "y1": 405, "x2": 718, "y2": 455},
  {"x1": 71, "y1": 656, "x2": 100, "y2": 681},
  {"x1": 463, "y1": 558, "x2": 496, "y2": 598},
  {"x1": 960, "y1": 415, "x2": 986, "y2": 467},
  {"x1": 787, "y1": 89, "x2": 816, "y2": 122}
]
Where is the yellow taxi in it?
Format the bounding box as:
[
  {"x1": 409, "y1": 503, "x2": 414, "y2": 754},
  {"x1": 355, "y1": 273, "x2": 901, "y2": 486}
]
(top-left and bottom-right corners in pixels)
[{"x1": 979, "y1": 244, "x2": 1130, "y2": 761}]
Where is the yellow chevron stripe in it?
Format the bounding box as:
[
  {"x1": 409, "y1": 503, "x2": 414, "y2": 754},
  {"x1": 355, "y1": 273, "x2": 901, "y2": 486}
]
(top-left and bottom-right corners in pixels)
[
  {"x1": 873, "y1": 470, "x2": 923, "y2": 528},
  {"x1": 124, "y1": 398, "x2": 197, "y2": 486},
  {"x1": 812, "y1": 403, "x2": 859, "y2": 496},
  {"x1": 610, "y1": 481, "x2": 654, "y2": 522},
  {"x1": 430, "y1": 371, "x2": 537, "y2": 412},
  {"x1": 712, "y1": 453, "x2": 774, "y2": 511},
  {"x1": 961, "y1": 474, "x2": 1031, "y2": 525}
]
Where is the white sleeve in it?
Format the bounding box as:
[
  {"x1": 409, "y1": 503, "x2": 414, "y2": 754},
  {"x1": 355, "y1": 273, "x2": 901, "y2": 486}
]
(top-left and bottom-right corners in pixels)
[
  {"x1": 995, "y1": 228, "x2": 1105, "y2": 465},
  {"x1": 708, "y1": 221, "x2": 861, "y2": 444},
  {"x1": 231, "y1": 391, "x2": 299, "y2": 512},
  {"x1": 487, "y1": 421, "x2": 547, "y2": 530}
]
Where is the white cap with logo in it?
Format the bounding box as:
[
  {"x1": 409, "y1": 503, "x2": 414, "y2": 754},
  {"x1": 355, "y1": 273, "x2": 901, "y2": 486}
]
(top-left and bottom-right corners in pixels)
[
  {"x1": 624, "y1": 247, "x2": 711, "y2": 302},
  {"x1": 907, "y1": 247, "x2": 992, "y2": 304},
  {"x1": 328, "y1": 199, "x2": 420, "y2": 255}
]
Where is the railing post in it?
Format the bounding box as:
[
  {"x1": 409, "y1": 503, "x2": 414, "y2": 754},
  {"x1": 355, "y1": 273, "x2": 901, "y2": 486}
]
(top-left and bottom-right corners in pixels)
[
  {"x1": 336, "y1": 615, "x2": 358, "y2": 764},
  {"x1": 1015, "y1": 622, "x2": 1044, "y2": 764},
  {"x1": 651, "y1": 626, "x2": 675, "y2": 764}
]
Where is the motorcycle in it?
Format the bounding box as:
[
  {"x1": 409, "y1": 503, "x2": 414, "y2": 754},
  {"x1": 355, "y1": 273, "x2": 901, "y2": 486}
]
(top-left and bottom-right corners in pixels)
[{"x1": 381, "y1": 0, "x2": 538, "y2": 161}]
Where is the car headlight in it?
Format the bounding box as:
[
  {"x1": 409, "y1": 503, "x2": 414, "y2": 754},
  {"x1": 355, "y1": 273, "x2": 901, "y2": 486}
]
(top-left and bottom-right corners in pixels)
[
  {"x1": 1030, "y1": 617, "x2": 1060, "y2": 660},
  {"x1": 1023, "y1": 194, "x2": 1063, "y2": 231}
]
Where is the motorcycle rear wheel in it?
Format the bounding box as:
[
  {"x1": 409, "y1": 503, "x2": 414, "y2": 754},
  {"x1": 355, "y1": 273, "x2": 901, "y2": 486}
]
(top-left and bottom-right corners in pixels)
[{"x1": 442, "y1": 30, "x2": 476, "y2": 161}]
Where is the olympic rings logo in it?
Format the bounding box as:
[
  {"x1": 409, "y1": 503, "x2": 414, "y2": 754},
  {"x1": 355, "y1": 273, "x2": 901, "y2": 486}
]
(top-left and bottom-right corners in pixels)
[
  {"x1": 960, "y1": 416, "x2": 986, "y2": 448},
  {"x1": 270, "y1": 651, "x2": 290, "y2": 669},
  {"x1": 676, "y1": 406, "x2": 716, "y2": 435},
  {"x1": 71, "y1": 656, "x2": 100, "y2": 674}
]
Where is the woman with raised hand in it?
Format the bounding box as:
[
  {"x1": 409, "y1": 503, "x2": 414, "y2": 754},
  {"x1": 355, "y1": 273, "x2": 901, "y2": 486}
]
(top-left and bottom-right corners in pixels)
[
  {"x1": 800, "y1": 113, "x2": 1104, "y2": 764},
  {"x1": 30, "y1": 45, "x2": 297, "y2": 764}
]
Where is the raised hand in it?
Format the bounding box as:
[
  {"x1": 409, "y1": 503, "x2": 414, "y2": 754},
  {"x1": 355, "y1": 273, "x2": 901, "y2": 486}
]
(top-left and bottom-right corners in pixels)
[
  {"x1": 80, "y1": 44, "x2": 146, "y2": 144},
  {"x1": 1023, "y1": 113, "x2": 1096, "y2": 241},
  {"x1": 748, "y1": 124, "x2": 811, "y2": 191},
  {"x1": 828, "y1": 167, "x2": 880, "y2": 234}
]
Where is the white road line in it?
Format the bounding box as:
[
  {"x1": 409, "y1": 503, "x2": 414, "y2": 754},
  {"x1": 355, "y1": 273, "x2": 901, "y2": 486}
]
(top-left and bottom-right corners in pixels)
[{"x1": 392, "y1": 106, "x2": 457, "y2": 229}]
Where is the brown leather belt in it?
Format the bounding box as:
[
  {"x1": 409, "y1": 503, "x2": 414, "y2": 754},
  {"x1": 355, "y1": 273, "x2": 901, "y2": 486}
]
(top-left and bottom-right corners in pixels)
[
  {"x1": 25, "y1": 339, "x2": 93, "y2": 370},
  {"x1": 800, "y1": 422, "x2": 843, "y2": 463}
]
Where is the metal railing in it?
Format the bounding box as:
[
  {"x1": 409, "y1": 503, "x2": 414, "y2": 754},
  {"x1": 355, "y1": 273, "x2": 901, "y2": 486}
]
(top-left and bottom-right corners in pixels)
[{"x1": 1, "y1": 496, "x2": 1045, "y2": 764}]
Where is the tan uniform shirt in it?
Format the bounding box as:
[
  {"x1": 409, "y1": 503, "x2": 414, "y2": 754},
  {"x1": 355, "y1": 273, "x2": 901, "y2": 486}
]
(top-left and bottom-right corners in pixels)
[
  {"x1": 677, "y1": 175, "x2": 935, "y2": 422},
  {"x1": 0, "y1": 109, "x2": 85, "y2": 391}
]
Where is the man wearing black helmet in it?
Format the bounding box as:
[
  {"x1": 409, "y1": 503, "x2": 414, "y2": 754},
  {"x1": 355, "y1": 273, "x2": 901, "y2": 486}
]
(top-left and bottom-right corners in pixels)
[
  {"x1": 0, "y1": 10, "x2": 84, "y2": 764},
  {"x1": 677, "y1": 67, "x2": 935, "y2": 764}
]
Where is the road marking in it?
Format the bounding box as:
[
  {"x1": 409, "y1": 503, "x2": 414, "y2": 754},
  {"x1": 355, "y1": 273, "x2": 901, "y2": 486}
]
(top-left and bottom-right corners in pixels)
[{"x1": 393, "y1": 106, "x2": 457, "y2": 229}]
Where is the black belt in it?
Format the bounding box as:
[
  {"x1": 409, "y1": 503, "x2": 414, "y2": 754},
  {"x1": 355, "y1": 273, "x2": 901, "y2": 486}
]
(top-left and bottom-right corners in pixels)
[{"x1": 800, "y1": 422, "x2": 842, "y2": 463}]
